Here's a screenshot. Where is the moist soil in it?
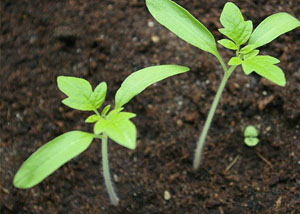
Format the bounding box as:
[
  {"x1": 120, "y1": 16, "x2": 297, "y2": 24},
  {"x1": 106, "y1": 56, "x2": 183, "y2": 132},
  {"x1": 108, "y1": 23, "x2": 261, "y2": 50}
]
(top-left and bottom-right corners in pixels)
[{"x1": 1, "y1": 0, "x2": 300, "y2": 213}]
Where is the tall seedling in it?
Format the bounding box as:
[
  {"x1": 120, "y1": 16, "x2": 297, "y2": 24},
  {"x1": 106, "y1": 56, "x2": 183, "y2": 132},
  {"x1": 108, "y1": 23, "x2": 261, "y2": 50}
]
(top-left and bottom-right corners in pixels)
[{"x1": 146, "y1": 0, "x2": 300, "y2": 169}]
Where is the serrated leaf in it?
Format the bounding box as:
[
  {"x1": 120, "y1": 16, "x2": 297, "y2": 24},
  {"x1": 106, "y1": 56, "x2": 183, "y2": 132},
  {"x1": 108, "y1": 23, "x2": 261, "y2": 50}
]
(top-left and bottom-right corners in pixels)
[
  {"x1": 57, "y1": 76, "x2": 92, "y2": 98},
  {"x1": 107, "y1": 107, "x2": 124, "y2": 118},
  {"x1": 89, "y1": 82, "x2": 107, "y2": 110},
  {"x1": 241, "y1": 61, "x2": 254, "y2": 75},
  {"x1": 217, "y1": 39, "x2": 238, "y2": 50},
  {"x1": 244, "y1": 137, "x2": 259, "y2": 147},
  {"x1": 57, "y1": 76, "x2": 107, "y2": 111},
  {"x1": 242, "y1": 55, "x2": 285, "y2": 86},
  {"x1": 219, "y1": 3, "x2": 253, "y2": 45},
  {"x1": 115, "y1": 65, "x2": 189, "y2": 108},
  {"x1": 228, "y1": 57, "x2": 242, "y2": 65},
  {"x1": 93, "y1": 118, "x2": 107, "y2": 134},
  {"x1": 240, "y1": 45, "x2": 255, "y2": 54},
  {"x1": 220, "y1": 2, "x2": 244, "y2": 28},
  {"x1": 94, "y1": 112, "x2": 137, "y2": 150},
  {"x1": 244, "y1": 49, "x2": 260, "y2": 60},
  {"x1": 107, "y1": 111, "x2": 136, "y2": 121},
  {"x1": 106, "y1": 119, "x2": 136, "y2": 150},
  {"x1": 13, "y1": 131, "x2": 94, "y2": 189},
  {"x1": 249, "y1": 12, "x2": 300, "y2": 49},
  {"x1": 146, "y1": 0, "x2": 219, "y2": 56},
  {"x1": 252, "y1": 55, "x2": 280, "y2": 64},
  {"x1": 101, "y1": 105, "x2": 111, "y2": 116},
  {"x1": 219, "y1": 21, "x2": 253, "y2": 46},
  {"x1": 242, "y1": 56, "x2": 279, "y2": 75},
  {"x1": 85, "y1": 114, "x2": 100, "y2": 123},
  {"x1": 57, "y1": 76, "x2": 93, "y2": 110}
]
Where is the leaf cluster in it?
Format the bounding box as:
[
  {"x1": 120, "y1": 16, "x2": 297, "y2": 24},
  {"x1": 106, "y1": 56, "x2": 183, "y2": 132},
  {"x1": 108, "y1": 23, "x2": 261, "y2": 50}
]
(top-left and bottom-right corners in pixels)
[
  {"x1": 14, "y1": 65, "x2": 189, "y2": 189},
  {"x1": 146, "y1": 0, "x2": 300, "y2": 86}
]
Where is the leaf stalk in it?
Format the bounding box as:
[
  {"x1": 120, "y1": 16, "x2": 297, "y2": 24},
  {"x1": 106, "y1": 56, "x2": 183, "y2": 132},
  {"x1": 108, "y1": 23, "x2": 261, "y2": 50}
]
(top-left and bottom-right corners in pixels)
[
  {"x1": 102, "y1": 134, "x2": 119, "y2": 206},
  {"x1": 193, "y1": 65, "x2": 236, "y2": 170}
]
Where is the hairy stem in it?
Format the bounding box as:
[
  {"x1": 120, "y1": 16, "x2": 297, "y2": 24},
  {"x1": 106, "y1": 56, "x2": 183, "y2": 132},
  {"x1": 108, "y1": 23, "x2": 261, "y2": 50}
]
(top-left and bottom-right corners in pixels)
[
  {"x1": 102, "y1": 134, "x2": 119, "y2": 206},
  {"x1": 193, "y1": 66, "x2": 237, "y2": 170}
]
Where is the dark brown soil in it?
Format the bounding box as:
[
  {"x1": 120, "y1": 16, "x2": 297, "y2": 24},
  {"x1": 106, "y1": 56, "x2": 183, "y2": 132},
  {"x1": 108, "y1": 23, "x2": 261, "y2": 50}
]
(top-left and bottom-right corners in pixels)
[{"x1": 1, "y1": 0, "x2": 300, "y2": 213}]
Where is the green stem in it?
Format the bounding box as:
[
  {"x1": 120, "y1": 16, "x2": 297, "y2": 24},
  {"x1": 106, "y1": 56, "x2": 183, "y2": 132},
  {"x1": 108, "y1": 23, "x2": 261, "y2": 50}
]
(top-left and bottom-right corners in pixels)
[
  {"x1": 193, "y1": 66, "x2": 237, "y2": 170},
  {"x1": 102, "y1": 134, "x2": 119, "y2": 206},
  {"x1": 216, "y1": 53, "x2": 228, "y2": 73}
]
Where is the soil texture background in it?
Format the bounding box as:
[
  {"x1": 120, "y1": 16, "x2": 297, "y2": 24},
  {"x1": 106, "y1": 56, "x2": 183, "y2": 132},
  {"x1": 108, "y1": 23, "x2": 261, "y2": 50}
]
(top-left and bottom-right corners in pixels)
[{"x1": 1, "y1": 0, "x2": 300, "y2": 213}]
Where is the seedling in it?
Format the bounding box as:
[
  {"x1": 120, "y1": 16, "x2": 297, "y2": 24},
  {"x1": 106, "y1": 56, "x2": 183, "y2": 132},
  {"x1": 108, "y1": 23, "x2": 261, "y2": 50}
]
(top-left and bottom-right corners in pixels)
[
  {"x1": 146, "y1": 0, "x2": 300, "y2": 169},
  {"x1": 244, "y1": 125, "x2": 259, "y2": 146},
  {"x1": 13, "y1": 65, "x2": 189, "y2": 205}
]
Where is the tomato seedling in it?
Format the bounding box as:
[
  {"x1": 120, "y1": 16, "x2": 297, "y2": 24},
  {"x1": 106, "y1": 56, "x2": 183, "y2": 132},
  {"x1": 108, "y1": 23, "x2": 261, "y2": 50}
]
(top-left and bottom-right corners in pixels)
[
  {"x1": 13, "y1": 65, "x2": 189, "y2": 205},
  {"x1": 146, "y1": 0, "x2": 300, "y2": 169},
  {"x1": 244, "y1": 125, "x2": 259, "y2": 146}
]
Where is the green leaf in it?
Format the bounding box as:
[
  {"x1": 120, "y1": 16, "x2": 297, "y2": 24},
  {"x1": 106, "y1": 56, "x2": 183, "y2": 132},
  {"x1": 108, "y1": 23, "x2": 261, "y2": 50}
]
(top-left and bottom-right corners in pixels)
[
  {"x1": 57, "y1": 76, "x2": 107, "y2": 111},
  {"x1": 244, "y1": 125, "x2": 259, "y2": 137},
  {"x1": 106, "y1": 107, "x2": 124, "y2": 118},
  {"x1": 228, "y1": 57, "x2": 242, "y2": 65},
  {"x1": 85, "y1": 114, "x2": 100, "y2": 123},
  {"x1": 13, "y1": 131, "x2": 94, "y2": 189},
  {"x1": 101, "y1": 105, "x2": 111, "y2": 116},
  {"x1": 249, "y1": 12, "x2": 300, "y2": 49},
  {"x1": 219, "y1": 3, "x2": 253, "y2": 45},
  {"x1": 219, "y1": 21, "x2": 253, "y2": 46},
  {"x1": 240, "y1": 45, "x2": 255, "y2": 54},
  {"x1": 57, "y1": 76, "x2": 93, "y2": 110},
  {"x1": 217, "y1": 39, "x2": 238, "y2": 50},
  {"x1": 244, "y1": 137, "x2": 259, "y2": 147},
  {"x1": 94, "y1": 112, "x2": 137, "y2": 150},
  {"x1": 106, "y1": 111, "x2": 136, "y2": 121},
  {"x1": 145, "y1": 0, "x2": 219, "y2": 56},
  {"x1": 242, "y1": 55, "x2": 285, "y2": 86},
  {"x1": 89, "y1": 82, "x2": 107, "y2": 110},
  {"x1": 115, "y1": 65, "x2": 189, "y2": 108},
  {"x1": 244, "y1": 49, "x2": 260, "y2": 60},
  {"x1": 220, "y1": 2, "x2": 244, "y2": 28}
]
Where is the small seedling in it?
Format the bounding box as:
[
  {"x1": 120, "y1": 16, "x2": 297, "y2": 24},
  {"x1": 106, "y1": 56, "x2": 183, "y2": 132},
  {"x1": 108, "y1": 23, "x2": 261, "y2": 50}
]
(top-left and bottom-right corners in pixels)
[
  {"x1": 244, "y1": 125, "x2": 259, "y2": 146},
  {"x1": 146, "y1": 0, "x2": 300, "y2": 169},
  {"x1": 13, "y1": 65, "x2": 189, "y2": 205}
]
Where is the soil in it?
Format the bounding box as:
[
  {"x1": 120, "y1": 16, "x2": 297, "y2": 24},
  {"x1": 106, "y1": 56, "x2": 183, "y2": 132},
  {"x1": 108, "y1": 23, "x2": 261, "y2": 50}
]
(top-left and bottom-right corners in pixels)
[{"x1": 1, "y1": 0, "x2": 300, "y2": 213}]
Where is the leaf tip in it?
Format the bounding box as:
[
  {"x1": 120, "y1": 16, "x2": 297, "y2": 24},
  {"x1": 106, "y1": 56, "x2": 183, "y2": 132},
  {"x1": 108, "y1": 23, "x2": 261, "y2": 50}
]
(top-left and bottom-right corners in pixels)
[
  {"x1": 279, "y1": 79, "x2": 286, "y2": 87},
  {"x1": 127, "y1": 141, "x2": 137, "y2": 150},
  {"x1": 13, "y1": 170, "x2": 32, "y2": 189}
]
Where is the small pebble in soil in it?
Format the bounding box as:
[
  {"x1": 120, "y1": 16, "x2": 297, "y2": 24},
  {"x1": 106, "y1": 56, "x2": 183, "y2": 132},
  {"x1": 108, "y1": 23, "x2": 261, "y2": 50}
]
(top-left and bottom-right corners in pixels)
[
  {"x1": 16, "y1": 113, "x2": 23, "y2": 121},
  {"x1": 147, "y1": 21, "x2": 154, "y2": 27},
  {"x1": 164, "y1": 190, "x2": 171, "y2": 200},
  {"x1": 151, "y1": 35, "x2": 160, "y2": 43},
  {"x1": 113, "y1": 174, "x2": 120, "y2": 182},
  {"x1": 265, "y1": 126, "x2": 271, "y2": 132},
  {"x1": 176, "y1": 119, "x2": 183, "y2": 127}
]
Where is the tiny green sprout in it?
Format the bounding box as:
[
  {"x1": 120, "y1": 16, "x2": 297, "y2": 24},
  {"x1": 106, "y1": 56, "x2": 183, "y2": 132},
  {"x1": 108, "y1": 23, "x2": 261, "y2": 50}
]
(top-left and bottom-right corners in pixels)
[
  {"x1": 244, "y1": 125, "x2": 259, "y2": 147},
  {"x1": 13, "y1": 65, "x2": 189, "y2": 206},
  {"x1": 145, "y1": 0, "x2": 300, "y2": 169}
]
